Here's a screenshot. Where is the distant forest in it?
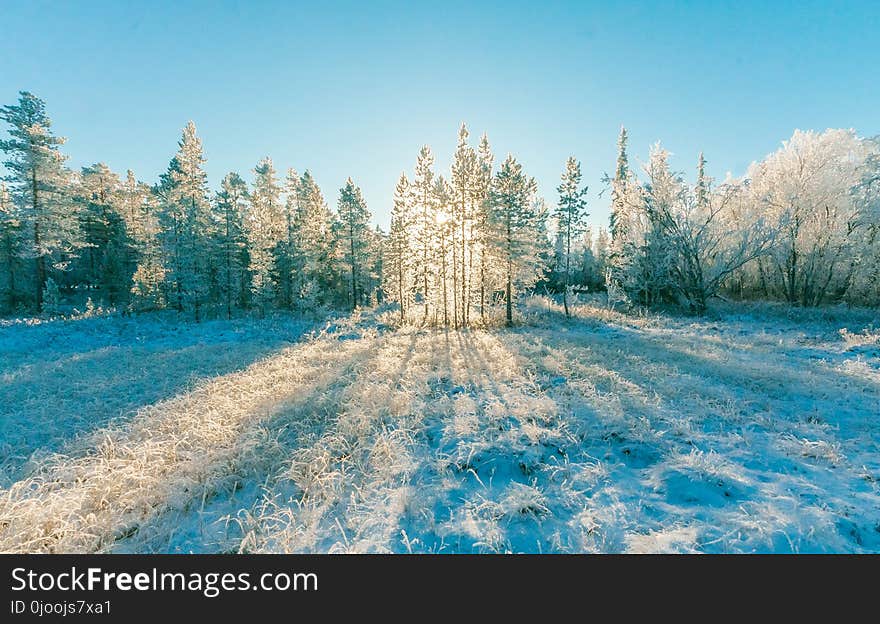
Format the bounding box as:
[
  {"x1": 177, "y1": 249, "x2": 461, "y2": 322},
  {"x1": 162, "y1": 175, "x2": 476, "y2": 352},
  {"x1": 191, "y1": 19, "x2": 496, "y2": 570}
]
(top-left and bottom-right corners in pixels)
[{"x1": 2, "y1": 91, "x2": 878, "y2": 324}]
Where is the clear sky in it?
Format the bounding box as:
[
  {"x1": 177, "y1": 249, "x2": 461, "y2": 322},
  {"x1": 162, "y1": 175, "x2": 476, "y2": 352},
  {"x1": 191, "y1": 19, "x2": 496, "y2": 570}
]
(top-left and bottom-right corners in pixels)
[{"x1": 2, "y1": 0, "x2": 877, "y2": 230}]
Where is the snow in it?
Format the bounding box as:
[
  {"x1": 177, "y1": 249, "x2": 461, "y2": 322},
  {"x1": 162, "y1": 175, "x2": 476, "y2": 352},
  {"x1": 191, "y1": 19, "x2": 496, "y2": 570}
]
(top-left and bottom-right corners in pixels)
[{"x1": 0, "y1": 301, "x2": 878, "y2": 553}]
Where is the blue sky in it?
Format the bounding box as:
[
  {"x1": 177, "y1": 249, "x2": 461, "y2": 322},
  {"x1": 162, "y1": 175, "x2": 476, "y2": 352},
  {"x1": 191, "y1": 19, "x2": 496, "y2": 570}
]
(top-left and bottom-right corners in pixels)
[{"x1": 2, "y1": 0, "x2": 877, "y2": 229}]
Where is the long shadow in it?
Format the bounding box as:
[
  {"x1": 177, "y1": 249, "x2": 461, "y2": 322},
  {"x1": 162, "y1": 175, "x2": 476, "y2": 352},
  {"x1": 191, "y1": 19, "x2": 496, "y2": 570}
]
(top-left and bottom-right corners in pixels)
[
  {"x1": 0, "y1": 315, "x2": 319, "y2": 483},
  {"x1": 108, "y1": 329, "x2": 386, "y2": 553}
]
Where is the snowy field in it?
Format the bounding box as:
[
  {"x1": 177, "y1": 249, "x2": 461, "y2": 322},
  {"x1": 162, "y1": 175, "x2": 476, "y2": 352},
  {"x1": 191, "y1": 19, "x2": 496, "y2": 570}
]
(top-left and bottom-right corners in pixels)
[{"x1": 0, "y1": 301, "x2": 878, "y2": 553}]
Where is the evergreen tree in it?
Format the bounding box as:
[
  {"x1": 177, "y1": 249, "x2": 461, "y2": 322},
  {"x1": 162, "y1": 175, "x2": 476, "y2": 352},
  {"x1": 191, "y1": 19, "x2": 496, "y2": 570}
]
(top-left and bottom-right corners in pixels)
[
  {"x1": 293, "y1": 170, "x2": 336, "y2": 309},
  {"x1": 156, "y1": 122, "x2": 213, "y2": 319},
  {"x1": 554, "y1": 156, "x2": 589, "y2": 316},
  {"x1": 273, "y1": 168, "x2": 300, "y2": 310},
  {"x1": 411, "y1": 146, "x2": 436, "y2": 321},
  {"x1": 0, "y1": 182, "x2": 23, "y2": 313},
  {"x1": 451, "y1": 123, "x2": 477, "y2": 326},
  {"x1": 336, "y1": 177, "x2": 372, "y2": 310},
  {"x1": 473, "y1": 133, "x2": 494, "y2": 320},
  {"x1": 246, "y1": 157, "x2": 284, "y2": 313},
  {"x1": 487, "y1": 155, "x2": 540, "y2": 326},
  {"x1": 75, "y1": 163, "x2": 134, "y2": 306},
  {"x1": 385, "y1": 173, "x2": 412, "y2": 321},
  {"x1": 215, "y1": 172, "x2": 250, "y2": 318},
  {"x1": 126, "y1": 171, "x2": 165, "y2": 311},
  {"x1": 0, "y1": 91, "x2": 78, "y2": 311}
]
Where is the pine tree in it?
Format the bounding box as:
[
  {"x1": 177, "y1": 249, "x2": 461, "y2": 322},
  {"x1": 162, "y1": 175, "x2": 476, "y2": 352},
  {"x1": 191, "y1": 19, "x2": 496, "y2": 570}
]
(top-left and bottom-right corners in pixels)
[
  {"x1": 246, "y1": 157, "x2": 284, "y2": 314},
  {"x1": 75, "y1": 163, "x2": 135, "y2": 306},
  {"x1": 0, "y1": 182, "x2": 23, "y2": 313},
  {"x1": 293, "y1": 170, "x2": 336, "y2": 309},
  {"x1": 215, "y1": 172, "x2": 250, "y2": 318},
  {"x1": 385, "y1": 173, "x2": 412, "y2": 321},
  {"x1": 451, "y1": 123, "x2": 477, "y2": 326},
  {"x1": 554, "y1": 156, "x2": 589, "y2": 316},
  {"x1": 157, "y1": 122, "x2": 213, "y2": 319},
  {"x1": 0, "y1": 92, "x2": 78, "y2": 311},
  {"x1": 411, "y1": 146, "x2": 436, "y2": 321},
  {"x1": 126, "y1": 172, "x2": 166, "y2": 311},
  {"x1": 487, "y1": 155, "x2": 540, "y2": 326},
  {"x1": 336, "y1": 177, "x2": 372, "y2": 310},
  {"x1": 473, "y1": 133, "x2": 494, "y2": 320},
  {"x1": 273, "y1": 168, "x2": 300, "y2": 310},
  {"x1": 433, "y1": 175, "x2": 454, "y2": 325}
]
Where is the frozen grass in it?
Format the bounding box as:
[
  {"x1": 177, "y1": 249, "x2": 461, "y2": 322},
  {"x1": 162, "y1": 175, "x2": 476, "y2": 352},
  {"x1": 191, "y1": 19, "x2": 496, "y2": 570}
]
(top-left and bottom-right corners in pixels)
[
  {"x1": 0, "y1": 312, "x2": 315, "y2": 484},
  {"x1": 1, "y1": 302, "x2": 878, "y2": 553}
]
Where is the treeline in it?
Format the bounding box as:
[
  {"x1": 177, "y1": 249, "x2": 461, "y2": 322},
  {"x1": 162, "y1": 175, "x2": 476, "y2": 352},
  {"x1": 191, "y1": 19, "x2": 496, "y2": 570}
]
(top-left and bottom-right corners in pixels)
[
  {"x1": 2, "y1": 91, "x2": 878, "y2": 323},
  {"x1": 0, "y1": 92, "x2": 382, "y2": 319}
]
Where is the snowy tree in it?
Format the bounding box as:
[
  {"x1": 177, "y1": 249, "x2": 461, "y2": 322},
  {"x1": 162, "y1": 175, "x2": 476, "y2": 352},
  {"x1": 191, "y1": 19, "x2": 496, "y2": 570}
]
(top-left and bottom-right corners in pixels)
[
  {"x1": 487, "y1": 155, "x2": 541, "y2": 326},
  {"x1": 272, "y1": 168, "x2": 300, "y2": 310},
  {"x1": 0, "y1": 91, "x2": 79, "y2": 311},
  {"x1": 156, "y1": 122, "x2": 213, "y2": 319},
  {"x1": 653, "y1": 155, "x2": 777, "y2": 312},
  {"x1": 747, "y1": 129, "x2": 871, "y2": 306},
  {"x1": 451, "y1": 123, "x2": 477, "y2": 327},
  {"x1": 605, "y1": 126, "x2": 642, "y2": 298},
  {"x1": 0, "y1": 182, "x2": 23, "y2": 313},
  {"x1": 292, "y1": 170, "x2": 337, "y2": 309},
  {"x1": 126, "y1": 172, "x2": 166, "y2": 312},
  {"x1": 411, "y1": 146, "x2": 436, "y2": 321},
  {"x1": 385, "y1": 173, "x2": 413, "y2": 321},
  {"x1": 473, "y1": 133, "x2": 494, "y2": 320},
  {"x1": 215, "y1": 172, "x2": 250, "y2": 318},
  {"x1": 75, "y1": 163, "x2": 134, "y2": 306},
  {"x1": 246, "y1": 157, "x2": 284, "y2": 313},
  {"x1": 632, "y1": 143, "x2": 680, "y2": 306},
  {"x1": 554, "y1": 156, "x2": 589, "y2": 316},
  {"x1": 336, "y1": 177, "x2": 372, "y2": 310},
  {"x1": 433, "y1": 175, "x2": 455, "y2": 325}
]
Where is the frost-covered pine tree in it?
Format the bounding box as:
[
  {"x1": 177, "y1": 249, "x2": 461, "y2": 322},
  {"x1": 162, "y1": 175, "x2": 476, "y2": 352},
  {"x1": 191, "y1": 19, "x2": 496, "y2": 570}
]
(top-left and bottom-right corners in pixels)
[
  {"x1": 125, "y1": 171, "x2": 166, "y2": 311},
  {"x1": 336, "y1": 177, "x2": 372, "y2": 310},
  {"x1": 0, "y1": 91, "x2": 79, "y2": 312},
  {"x1": 487, "y1": 155, "x2": 540, "y2": 326},
  {"x1": 385, "y1": 172, "x2": 412, "y2": 321},
  {"x1": 75, "y1": 163, "x2": 135, "y2": 306},
  {"x1": 292, "y1": 170, "x2": 336, "y2": 309},
  {"x1": 272, "y1": 168, "x2": 300, "y2": 310},
  {"x1": 634, "y1": 143, "x2": 681, "y2": 306},
  {"x1": 451, "y1": 123, "x2": 477, "y2": 326},
  {"x1": 554, "y1": 156, "x2": 589, "y2": 317},
  {"x1": 606, "y1": 126, "x2": 641, "y2": 299},
  {"x1": 411, "y1": 146, "x2": 436, "y2": 321},
  {"x1": 433, "y1": 175, "x2": 454, "y2": 325},
  {"x1": 215, "y1": 172, "x2": 250, "y2": 318},
  {"x1": 246, "y1": 157, "x2": 284, "y2": 314},
  {"x1": 157, "y1": 122, "x2": 213, "y2": 319},
  {"x1": 0, "y1": 181, "x2": 23, "y2": 313},
  {"x1": 473, "y1": 133, "x2": 494, "y2": 320}
]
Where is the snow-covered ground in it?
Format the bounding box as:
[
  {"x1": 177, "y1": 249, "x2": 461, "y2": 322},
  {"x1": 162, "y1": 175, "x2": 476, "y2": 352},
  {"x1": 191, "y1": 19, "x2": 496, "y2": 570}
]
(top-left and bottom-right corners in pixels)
[{"x1": 1, "y1": 301, "x2": 878, "y2": 553}]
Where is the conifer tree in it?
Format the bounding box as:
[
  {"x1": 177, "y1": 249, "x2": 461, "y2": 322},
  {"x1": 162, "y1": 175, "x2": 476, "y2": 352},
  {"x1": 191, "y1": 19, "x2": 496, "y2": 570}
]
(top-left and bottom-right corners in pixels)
[
  {"x1": 336, "y1": 177, "x2": 372, "y2": 310},
  {"x1": 216, "y1": 172, "x2": 250, "y2": 318},
  {"x1": 554, "y1": 156, "x2": 589, "y2": 316},
  {"x1": 451, "y1": 123, "x2": 477, "y2": 326},
  {"x1": 246, "y1": 157, "x2": 284, "y2": 313},
  {"x1": 487, "y1": 155, "x2": 540, "y2": 326},
  {"x1": 0, "y1": 182, "x2": 22, "y2": 313},
  {"x1": 411, "y1": 146, "x2": 436, "y2": 321},
  {"x1": 0, "y1": 92, "x2": 78, "y2": 311},
  {"x1": 473, "y1": 133, "x2": 494, "y2": 320},
  {"x1": 386, "y1": 173, "x2": 412, "y2": 321}
]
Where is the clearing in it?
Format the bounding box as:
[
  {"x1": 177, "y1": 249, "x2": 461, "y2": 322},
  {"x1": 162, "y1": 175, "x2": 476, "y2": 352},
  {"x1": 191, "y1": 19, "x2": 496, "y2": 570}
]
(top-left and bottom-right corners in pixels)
[{"x1": 0, "y1": 301, "x2": 878, "y2": 553}]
